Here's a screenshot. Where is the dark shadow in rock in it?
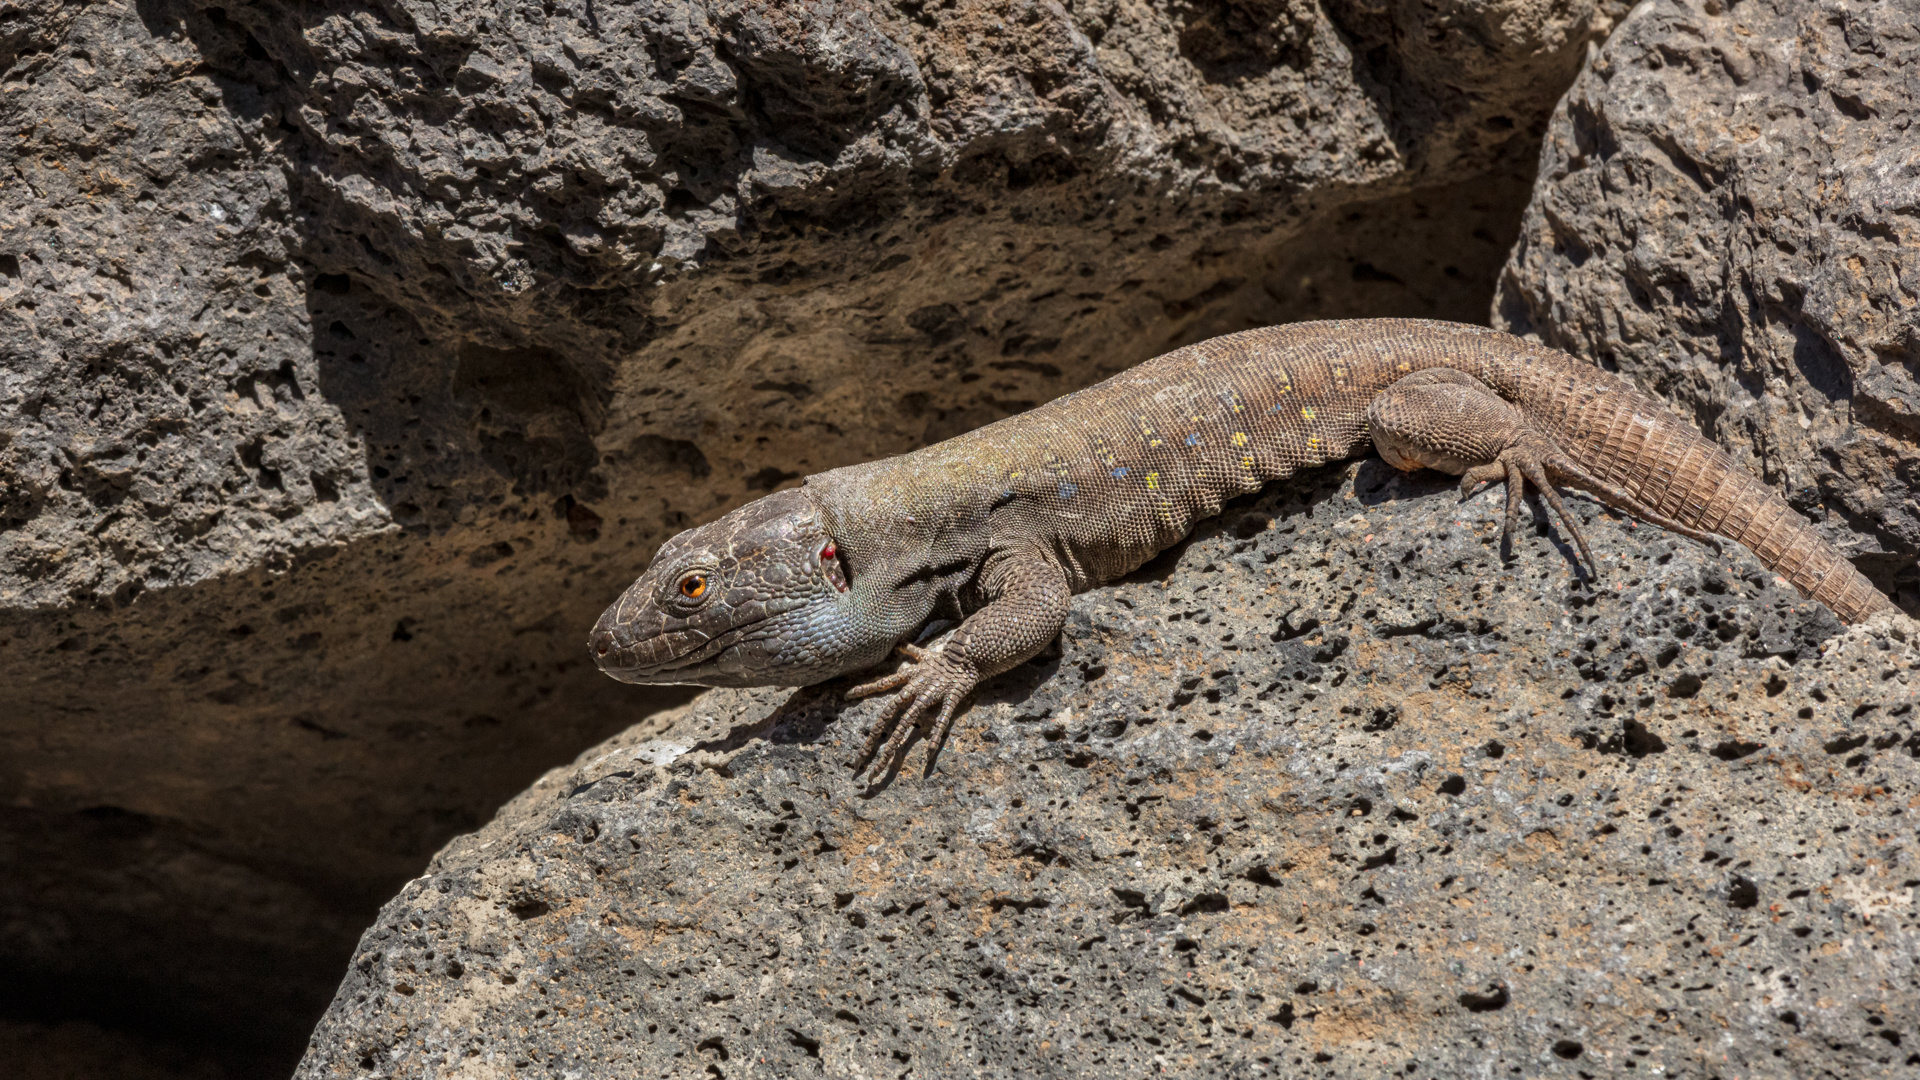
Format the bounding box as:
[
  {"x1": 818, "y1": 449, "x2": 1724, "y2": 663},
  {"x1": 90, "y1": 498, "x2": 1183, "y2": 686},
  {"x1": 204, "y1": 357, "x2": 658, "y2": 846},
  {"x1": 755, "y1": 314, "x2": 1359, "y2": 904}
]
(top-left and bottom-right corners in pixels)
[
  {"x1": 1350, "y1": 458, "x2": 1444, "y2": 506},
  {"x1": 981, "y1": 649, "x2": 1066, "y2": 706},
  {"x1": 1175, "y1": 0, "x2": 1312, "y2": 86}
]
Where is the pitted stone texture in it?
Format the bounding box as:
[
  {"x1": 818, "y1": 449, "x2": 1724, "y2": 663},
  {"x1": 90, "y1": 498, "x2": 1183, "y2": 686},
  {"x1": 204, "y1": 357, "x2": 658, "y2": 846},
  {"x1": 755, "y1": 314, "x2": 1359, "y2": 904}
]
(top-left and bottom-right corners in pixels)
[
  {"x1": 234, "y1": 0, "x2": 1635, "y2": 348},
  {"x1": 0, "y1": 0, "x2": 374, "y2": 607},
  {"x1": 299, "y1": 465, "x2": 1919, "y2": 1078},
  {"x1": 2, "y1": 0, "x2": 1629, "y2": 1066},
  {"x1": 1494, "y1": 0, "x2": 1920, "y2": 611}
]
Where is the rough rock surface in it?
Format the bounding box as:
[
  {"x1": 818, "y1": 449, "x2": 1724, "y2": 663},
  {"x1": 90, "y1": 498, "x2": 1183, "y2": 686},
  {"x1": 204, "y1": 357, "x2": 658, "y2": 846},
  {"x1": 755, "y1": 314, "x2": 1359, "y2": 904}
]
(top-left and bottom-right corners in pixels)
[
  {"x1": 299, "y1": 464, "x2": 1920, "y2": 1078},
  {"x1": 0, "y1": 0, "x2": 1630, "y2": 1067},
  {"x1": 1495, "y1": 0, "x2": 1920, "y2": 611}
]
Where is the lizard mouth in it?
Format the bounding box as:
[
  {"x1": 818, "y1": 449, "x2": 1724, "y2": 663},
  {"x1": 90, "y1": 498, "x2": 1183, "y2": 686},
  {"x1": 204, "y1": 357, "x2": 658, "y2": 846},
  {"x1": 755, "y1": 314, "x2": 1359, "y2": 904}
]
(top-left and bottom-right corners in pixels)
[
  {"x1": 589, "y1": 596, "x2": 815, "y2": 685},
  {"x1": 591, "y1": 622, "x2": 751, "y2": 683}
]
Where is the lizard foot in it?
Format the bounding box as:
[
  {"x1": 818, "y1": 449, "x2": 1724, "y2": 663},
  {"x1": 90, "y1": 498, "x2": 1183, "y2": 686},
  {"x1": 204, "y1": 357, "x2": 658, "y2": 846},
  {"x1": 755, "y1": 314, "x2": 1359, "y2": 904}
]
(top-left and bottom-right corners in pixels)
[
  {"x1": 1372, "y1": 369, "x2": 1726, "y2": 580},
  {"x1": 1460, "y1": 434, "x2": 1726, "y2": 576},
  {"x1": 845, "y1": 642, "x2": 980, "y2": 778}
]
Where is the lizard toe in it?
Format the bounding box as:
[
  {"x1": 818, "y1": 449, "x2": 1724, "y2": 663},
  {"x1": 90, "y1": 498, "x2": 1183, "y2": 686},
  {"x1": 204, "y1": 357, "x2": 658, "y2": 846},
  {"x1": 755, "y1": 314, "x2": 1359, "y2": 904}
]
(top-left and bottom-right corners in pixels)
[
  {"x1": 1458, "y1": 462, "x2": 1505, "y2": 502},
  {"x1": 847, "y1": 668, "x2": 912, "y2": 701},
  {"x1": 846, "y1": 641, "x2": 932, "y2": 700},
  {"x1": 870, "y1": 690, "x2": 936, "y2": 779}
]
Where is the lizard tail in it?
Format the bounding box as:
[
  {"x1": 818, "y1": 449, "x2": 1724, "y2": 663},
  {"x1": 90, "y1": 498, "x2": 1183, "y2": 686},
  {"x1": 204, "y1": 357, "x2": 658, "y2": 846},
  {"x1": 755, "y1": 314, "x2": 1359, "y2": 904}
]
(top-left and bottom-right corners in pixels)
[
  {"x1": 1700, "y1": 466, "x2": 1890, "y2": 624},
  {"x1": 1573, "y1": 392, "x2": 1892, "y2": 623}
]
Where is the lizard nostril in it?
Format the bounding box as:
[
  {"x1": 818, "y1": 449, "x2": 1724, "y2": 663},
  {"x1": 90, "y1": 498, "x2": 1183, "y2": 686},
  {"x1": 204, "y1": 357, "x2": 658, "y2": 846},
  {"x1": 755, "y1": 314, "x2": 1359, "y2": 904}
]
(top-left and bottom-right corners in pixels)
[{"x1": 591, "y1": 630, "x2": 614, "y2": 658}]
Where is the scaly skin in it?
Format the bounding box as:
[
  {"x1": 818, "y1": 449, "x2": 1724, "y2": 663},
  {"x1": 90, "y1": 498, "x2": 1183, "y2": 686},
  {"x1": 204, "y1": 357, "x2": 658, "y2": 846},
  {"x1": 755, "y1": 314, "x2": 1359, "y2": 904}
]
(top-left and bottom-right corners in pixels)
[{"x1": 590, "y1": 319, "x2": 1893, "y2": 777}]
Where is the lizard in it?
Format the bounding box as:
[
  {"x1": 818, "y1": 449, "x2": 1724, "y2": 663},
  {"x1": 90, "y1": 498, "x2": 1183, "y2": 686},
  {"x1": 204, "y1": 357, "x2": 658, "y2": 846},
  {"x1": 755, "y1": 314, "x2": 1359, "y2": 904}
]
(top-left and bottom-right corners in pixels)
[{"x1": 589, "y1": 318, "x2": 1895, "y2": 777}]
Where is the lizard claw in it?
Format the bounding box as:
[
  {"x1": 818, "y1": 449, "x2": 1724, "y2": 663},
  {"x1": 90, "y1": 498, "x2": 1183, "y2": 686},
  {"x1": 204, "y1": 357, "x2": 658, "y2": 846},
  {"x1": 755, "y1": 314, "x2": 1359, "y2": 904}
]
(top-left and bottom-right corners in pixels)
[{"x1": 847, "y1": 643, "x2": 978, "y2": 779}]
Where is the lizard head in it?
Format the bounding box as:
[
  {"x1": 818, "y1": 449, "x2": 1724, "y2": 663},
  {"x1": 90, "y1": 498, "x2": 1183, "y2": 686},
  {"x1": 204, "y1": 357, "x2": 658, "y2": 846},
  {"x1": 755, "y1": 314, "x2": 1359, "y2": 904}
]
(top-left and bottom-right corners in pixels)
[{"x1": 589, "y1": 487, "x2": 872, "y2": 688}]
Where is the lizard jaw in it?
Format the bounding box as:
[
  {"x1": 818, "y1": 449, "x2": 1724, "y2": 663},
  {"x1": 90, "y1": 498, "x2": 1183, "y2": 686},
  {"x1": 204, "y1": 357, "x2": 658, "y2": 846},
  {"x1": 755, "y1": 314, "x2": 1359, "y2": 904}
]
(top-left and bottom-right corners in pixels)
[
  {"x1": 591, "y1": 620, "x2": 752, "y2": 685},
  {"x1": 590, "y1": 595, "x2": 827, "y2": 687}
]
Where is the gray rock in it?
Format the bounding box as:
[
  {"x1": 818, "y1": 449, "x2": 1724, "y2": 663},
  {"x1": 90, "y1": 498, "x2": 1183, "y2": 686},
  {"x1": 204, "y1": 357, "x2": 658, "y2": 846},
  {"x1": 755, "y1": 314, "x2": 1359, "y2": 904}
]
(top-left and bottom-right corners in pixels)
[
  {"x1": 1494, "y1": 0, "x2": 1920, "y2": 610},
  {"x1": 0, "y1": 0, "x2": 1628, "y2": 1063},
  {"x1": 298, "y1": 466, "x2": 1920, "y2": 1078}
]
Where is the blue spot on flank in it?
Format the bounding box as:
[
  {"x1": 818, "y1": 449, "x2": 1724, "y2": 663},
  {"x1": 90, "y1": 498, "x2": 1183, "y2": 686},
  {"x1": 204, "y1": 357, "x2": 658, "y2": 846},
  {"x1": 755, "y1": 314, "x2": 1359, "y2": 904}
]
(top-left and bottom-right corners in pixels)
[
  {"x1": 1059, "y1": 482, "x2": 1079, "y2": 498},
  {"x1": 1112, "y1": 467, "x2": 1128, "y2": 478},
  {"x1": 1186, "y1": 432, "x2": 1202, "y2": 447}
]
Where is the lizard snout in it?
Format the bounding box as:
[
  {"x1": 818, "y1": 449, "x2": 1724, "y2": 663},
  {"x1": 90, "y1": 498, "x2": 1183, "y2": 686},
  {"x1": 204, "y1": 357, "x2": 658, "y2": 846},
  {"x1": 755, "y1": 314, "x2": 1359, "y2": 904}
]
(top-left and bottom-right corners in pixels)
[
  {"x1": 590, "y1": 626, "x2": 618, "y2": 660},
  {"x1": 588, "y1": 608, "x2": 644, "y2": 671},
  {"x1": 587, "y1": 606, "x2": 688, "y2": 680}
]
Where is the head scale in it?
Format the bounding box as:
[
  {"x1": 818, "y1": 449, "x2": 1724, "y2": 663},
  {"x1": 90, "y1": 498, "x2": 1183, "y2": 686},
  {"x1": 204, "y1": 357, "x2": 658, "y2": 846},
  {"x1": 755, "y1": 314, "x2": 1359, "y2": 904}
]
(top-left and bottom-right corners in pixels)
[{"x1": 588, "y1": 487, "x2": 870, "y2": 688}]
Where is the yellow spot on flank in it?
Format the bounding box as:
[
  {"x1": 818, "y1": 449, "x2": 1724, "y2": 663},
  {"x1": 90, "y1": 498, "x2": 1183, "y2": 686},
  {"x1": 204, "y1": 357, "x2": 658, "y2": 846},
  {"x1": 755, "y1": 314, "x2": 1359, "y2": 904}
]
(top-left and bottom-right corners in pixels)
[
  {"x1": 1231, "y1": 431, "x2": 1249, "y2": 448},
  {"x1": 1146, "y1": 471, "x2": 1160, "y2": 490},
  {"x1": 1307, "y1": 435, "x2": 1322, "y2": 451},
  {"x1": 1301, "y1": 407, "x2": 1317, "y2": 421},
  {"x1": 1398, "y1": 361, "x2": 1413, "y2": 373},
  {"x1": 1241, "y1": 454, "x2": 1256, "y2": 474},
  {"x1": 1009, "y1": 471, "x2": 1024, "y2": 480}
]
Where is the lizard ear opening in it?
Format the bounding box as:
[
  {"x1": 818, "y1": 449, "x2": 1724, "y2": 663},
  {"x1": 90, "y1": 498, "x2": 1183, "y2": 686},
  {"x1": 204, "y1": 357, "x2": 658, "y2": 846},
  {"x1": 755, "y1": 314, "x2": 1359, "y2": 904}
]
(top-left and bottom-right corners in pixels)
[{"x1": 820, "y1": 541, "x2": 851, "y2": 593}]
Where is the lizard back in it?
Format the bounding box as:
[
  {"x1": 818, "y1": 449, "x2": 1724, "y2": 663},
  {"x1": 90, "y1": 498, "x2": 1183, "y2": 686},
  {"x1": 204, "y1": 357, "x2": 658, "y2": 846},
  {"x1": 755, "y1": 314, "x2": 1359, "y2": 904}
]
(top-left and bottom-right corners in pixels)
[{"x1": 810, "y1": 319, "x2": 1890, "y2": 621}]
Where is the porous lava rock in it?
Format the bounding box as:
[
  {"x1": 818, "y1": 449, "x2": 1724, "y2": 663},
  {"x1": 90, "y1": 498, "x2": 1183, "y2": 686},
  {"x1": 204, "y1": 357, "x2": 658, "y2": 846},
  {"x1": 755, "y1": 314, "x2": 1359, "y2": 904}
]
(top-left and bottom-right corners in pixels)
[
  {"x1": 1495, "y1": 0, "x2": 1920, "y2": 611},
  {"x1": 299, "y1": 465, "x2": 1920, "y2": 1078},
  {"x1": 0, "y1": 0, "x2": 1629, "y2": 1067}
]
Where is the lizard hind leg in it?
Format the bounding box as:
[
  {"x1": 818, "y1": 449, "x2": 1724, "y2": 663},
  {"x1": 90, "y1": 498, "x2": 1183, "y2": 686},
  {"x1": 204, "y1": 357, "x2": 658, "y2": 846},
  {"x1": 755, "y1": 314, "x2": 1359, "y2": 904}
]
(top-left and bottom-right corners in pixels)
[
  {"x1": 1369, "y1": 370, "x2": 1607, "y2": 576},
  {"x1": 1372, "y1": 371, "x2": 1729, "y2": 576},
  {"x1": 1491, "y1": 431, "x2": 1731, "y2": 566}
]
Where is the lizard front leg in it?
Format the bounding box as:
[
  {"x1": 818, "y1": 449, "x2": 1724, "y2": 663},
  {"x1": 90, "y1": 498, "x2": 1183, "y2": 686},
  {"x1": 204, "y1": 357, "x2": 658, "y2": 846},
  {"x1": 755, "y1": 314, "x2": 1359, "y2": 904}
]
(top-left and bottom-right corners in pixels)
[
  {"x1": 1368, "y1": 369, "x2": 1725, "y2": 574},
  {"x1": 847, "y1": 547, "x2": 1070, "y2": 778}
]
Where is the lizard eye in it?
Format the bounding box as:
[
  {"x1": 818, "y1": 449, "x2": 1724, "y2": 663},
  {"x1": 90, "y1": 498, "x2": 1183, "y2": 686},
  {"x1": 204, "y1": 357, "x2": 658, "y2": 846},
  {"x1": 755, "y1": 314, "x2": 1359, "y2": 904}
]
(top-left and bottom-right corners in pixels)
[{"x1": 678, "y1": 573, "x2": 708, "y2": 600}]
